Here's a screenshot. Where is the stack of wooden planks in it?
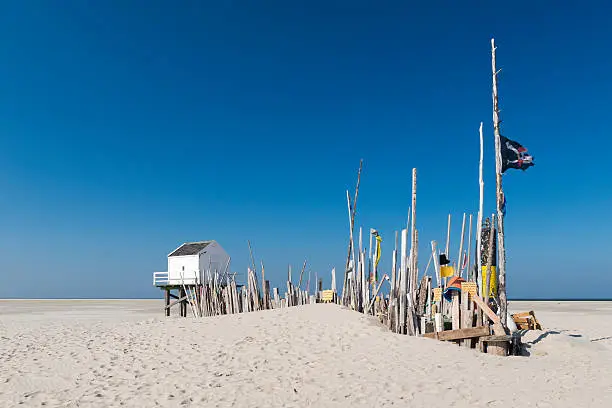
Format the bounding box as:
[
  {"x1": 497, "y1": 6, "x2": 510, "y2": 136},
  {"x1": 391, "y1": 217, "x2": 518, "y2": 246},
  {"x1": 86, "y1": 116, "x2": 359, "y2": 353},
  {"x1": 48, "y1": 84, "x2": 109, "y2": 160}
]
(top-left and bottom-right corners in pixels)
[{"x1": 511, "y1": 311, "x2": 542, "y2": 330}]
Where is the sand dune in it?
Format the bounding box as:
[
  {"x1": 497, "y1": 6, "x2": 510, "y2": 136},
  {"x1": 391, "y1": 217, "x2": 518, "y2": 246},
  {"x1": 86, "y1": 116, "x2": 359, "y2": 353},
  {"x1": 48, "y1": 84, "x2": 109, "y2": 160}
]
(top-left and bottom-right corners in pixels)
[{"x1": 1, "y1": 300, "x2": 611, "y2": 407}]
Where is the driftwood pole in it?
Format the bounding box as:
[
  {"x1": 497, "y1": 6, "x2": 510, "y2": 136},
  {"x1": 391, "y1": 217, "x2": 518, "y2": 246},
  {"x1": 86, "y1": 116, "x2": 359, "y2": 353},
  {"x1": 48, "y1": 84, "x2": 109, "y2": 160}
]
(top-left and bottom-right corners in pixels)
[
  {"x1": 431, "y1": 241, "x2": 440, "y2": 289},
  {"x1": 477, "y1": 122, "x2": 484, "y2": 291},
  {"x1": 261, "y1": 260, "x2": 267, "y2": 309},
  {"x1": 391, "y1": 231, "x2": 398, "y2": 295},
  {"x1": 342, "y1": 190, "x2": 354, "y2": 304},
  {"x1": 410, "y1": 168, "x2": 418, "y2": 298},
  {"x1": 331, "y1": 267, "x2": 336, "y2": 294},
  {"x1": 457, "y1": 213, "x2": 466, "y2": 277},
  {"x1": 445, "y1": 214, "x2": 451, "y2": 257},
  {"x1": 247, "y1": 240, "x2": 257, "y2": 275},
  {"x1": 491, "y1": 38, "x2": 508, "y2": 327},
  {"x1": 368, "y1": 230, "x2": 373, "y2": 284},
  {"x1": 342, "y1": 160, "x2": 363, "y2": 305},
  {"x1": 484, "y1": 215, "x2": 496, "y2": 302},
  {"x1": 358, "y1": 227, "x2": 364, "y2": 311},
  {"x1": 399, "y1": 229, "x2": 408, "y2": 333},
  {"x1": 297, "y1": 259, "x2": 307, "y2": 290},
  {"x1": 466, "y1": 214, "x2": 473, "y2": 280}
]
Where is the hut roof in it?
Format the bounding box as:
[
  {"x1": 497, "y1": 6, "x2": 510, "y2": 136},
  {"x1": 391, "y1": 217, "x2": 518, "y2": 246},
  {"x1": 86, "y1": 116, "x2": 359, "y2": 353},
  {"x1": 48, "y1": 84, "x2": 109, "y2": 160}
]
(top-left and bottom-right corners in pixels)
[{"x1": 168, "y1": 241, "x2": 213, "y2": 257}]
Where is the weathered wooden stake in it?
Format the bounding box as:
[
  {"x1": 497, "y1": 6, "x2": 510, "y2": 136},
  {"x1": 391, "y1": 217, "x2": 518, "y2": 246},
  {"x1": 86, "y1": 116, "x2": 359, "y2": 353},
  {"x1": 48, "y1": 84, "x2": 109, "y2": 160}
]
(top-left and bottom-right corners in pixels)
[
  {"x1": 466, "y1": 214, "x2": 473, "y2": 280},
  {"x1": 491, "y1": 38, "x2": 508, "y2": 328},
  {"x1": 445, "y1": 214, "x2": 451, "y2": 257},
  {"x1": 457, "y1": 213, "x2": 466, "y2": 277},
  {"x1": 477, "y1": 122, "x2": 485, "y2": 292}
]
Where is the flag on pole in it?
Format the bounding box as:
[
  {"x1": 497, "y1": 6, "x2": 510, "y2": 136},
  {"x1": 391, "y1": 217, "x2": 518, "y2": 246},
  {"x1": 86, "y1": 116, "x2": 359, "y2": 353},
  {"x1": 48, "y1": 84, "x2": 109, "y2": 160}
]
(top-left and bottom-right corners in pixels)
[
  {"x1": 500, "y1": 136, "x2": 534, "y2": 172},
  {"x1": 370, "y1": 235, "x2": 382, "y2": 284},
  {"x1": 375, "y1": 235, "x2": 382, "y2": 268}
]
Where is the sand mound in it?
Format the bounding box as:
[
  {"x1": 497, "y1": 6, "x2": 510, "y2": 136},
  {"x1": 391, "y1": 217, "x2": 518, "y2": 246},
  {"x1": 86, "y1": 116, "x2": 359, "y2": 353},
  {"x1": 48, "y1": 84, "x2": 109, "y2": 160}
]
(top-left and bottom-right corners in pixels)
[{"x1": 1, "y1": 302, "x2": 611, "y2": 407}]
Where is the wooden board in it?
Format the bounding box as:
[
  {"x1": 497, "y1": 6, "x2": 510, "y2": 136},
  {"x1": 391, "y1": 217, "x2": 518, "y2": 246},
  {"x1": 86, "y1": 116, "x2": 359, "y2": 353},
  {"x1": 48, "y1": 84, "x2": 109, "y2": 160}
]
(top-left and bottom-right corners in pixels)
[
  {"x1": 472, "y1": 294, "x2": 506, "y2": 335},
  {"x1": 422, "y1": 325, "x2": 490, "y2": 341},
  {"x1": 511, "y1": 311, "x2": 542, "y2": 330}
]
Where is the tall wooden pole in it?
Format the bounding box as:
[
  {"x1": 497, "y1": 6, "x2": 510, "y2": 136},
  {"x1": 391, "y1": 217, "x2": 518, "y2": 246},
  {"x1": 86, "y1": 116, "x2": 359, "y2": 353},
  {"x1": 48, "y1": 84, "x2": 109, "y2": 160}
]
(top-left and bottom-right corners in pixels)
[
  {"x1": 431, "y1": 241, "x2": 440, "y2": 288},
  {"x1": 466, "y1": 213, "x2": 473, "y2": 280},
  {"x1": 247, "y1": 240, "x2": 257, "y2": 275},
  {"x1": 399, "y1": 229, "x2": 408, "y2": 333},
  {"x1": 410, "y1": 168, "x2": 418, "y2": 301},
  {"x1": 368, "y1": 230, "x2": 373, "y2": 284},
  {"x1": 477, "y1": 122, "x2": 484, "y2": 291},
  {"x1": 342, "y1": 160, "x2": 363, "y2": 305},
  {"x1": 297, "y1": 259, "x2": 308, "y2": 290},
  {"x1": 457, "y1": 213, "x2": 466, "y2": 277},
  {"x1": 491, "y1": 38, "x2": 507, "y2": 327},
  {"x1": 261, "y1": 260, "x2": 266, "y2": 309},
  {"x1": 445, "y1": 214, "x2": 451, "y2": 257}
]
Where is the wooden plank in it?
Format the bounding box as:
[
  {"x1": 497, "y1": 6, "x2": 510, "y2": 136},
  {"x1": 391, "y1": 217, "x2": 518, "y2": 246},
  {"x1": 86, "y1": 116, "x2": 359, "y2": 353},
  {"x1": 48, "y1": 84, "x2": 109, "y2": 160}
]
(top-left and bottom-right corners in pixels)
[
  {"x1": 481, "y1": 335, "x2": 512, "y2": 342},
  {"x1": 472, "y1": 294, "x2": 505, "y2": 335},
  {"x1": 166, "y1": 295, "x2": 188, "y2": 309},
  {"x1": 422, "y1": 325, "x2": 490, "y2": 341},
  {"x1": 512, "y1": 311, "x2": 533, "y2": 318}
]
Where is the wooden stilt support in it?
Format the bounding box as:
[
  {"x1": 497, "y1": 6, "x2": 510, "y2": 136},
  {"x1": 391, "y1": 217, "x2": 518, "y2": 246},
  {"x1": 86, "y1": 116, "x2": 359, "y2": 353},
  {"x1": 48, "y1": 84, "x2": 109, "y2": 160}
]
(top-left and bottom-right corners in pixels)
[{"x1": 164, "y1": 289, "x2": 170, "y2": 317}]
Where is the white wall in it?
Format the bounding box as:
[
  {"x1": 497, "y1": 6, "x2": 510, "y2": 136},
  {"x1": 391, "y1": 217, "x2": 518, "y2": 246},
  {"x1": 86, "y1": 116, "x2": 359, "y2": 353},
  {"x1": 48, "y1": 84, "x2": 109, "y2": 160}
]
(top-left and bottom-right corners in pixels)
[
  {"x1": 198, "y1": 241, "x2": 230, "y2": 282},
  {"x1": 168, "y1": 255, "x2": 199, "y2": 283}
]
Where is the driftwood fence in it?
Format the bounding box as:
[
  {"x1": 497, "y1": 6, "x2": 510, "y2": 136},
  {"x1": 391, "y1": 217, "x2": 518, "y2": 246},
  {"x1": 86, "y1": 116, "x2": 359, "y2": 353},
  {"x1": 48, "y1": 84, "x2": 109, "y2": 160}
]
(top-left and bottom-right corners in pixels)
[{"x1": 175, "y1": 265, "x2": 317, "y2": 319}]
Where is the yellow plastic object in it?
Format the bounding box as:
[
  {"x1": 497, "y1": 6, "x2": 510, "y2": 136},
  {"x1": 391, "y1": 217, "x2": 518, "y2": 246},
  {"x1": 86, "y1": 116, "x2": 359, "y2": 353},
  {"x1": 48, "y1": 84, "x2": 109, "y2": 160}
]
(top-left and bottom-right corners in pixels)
[
  {"x1": 321, "y1": 290, "x2": 335, "y2": 303},
  {"x1": 461, "y1": 282, "x2": 477, "y2": 297},
  {"x1": 433, "y1": 287, "x2": 442, "y2": 302},
  {"x1": 480, "y1": 266, "x2": 498, "y2": 298},
  {"x1": 375, "y1": 235, "x2": 382, "y2": 267},
  {"x1": 440, "y1": 265, "x2": 454, "y2": 278}
]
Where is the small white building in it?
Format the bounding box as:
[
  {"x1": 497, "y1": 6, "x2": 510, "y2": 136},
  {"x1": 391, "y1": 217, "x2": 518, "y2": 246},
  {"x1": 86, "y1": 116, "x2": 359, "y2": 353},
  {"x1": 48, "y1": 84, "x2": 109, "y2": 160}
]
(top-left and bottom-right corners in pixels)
[{"x1": 153, "y1": 240, "x2": 230, "y2": 286}]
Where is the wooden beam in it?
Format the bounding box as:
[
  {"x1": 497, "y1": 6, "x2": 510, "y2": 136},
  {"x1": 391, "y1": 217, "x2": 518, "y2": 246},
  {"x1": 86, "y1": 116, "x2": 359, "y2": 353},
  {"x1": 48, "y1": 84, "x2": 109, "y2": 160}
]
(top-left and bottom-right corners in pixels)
[
  {"x1": 472, "y1": 294, "x2": 505, "y2": 335},
  {"x1": 422, "y1": 325, "x2": 490, "y2": 341},
  {"x1": 166, "y1": 295, "x2": 189, "y2": 309}
]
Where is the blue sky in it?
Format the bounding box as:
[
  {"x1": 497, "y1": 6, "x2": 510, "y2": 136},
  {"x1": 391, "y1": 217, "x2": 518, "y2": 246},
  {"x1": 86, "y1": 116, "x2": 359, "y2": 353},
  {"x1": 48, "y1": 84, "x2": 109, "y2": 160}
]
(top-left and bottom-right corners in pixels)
[{"x1": 0, "y1": 1, "x2": 610, "y2": 299}]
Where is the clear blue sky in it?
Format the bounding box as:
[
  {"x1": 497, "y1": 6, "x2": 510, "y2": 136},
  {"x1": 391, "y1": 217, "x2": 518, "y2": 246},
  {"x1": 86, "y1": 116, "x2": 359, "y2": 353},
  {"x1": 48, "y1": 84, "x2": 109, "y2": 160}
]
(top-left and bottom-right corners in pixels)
[{"x1": 1, "y1": 1, "x2": 610, "y2": 299}]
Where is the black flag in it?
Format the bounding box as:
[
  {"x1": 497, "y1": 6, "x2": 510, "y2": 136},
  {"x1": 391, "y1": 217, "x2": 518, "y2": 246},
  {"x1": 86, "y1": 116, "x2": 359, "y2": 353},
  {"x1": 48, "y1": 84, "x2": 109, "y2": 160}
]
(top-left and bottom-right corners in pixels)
[{"x1": 500, "y1": 136, "x2": 534, "y2": 173}]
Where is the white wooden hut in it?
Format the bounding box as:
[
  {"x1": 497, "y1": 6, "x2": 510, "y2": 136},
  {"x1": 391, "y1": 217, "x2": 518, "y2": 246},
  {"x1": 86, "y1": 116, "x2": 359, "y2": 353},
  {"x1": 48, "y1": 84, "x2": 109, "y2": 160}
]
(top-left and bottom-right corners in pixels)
[{"x1": 153, "y1": 240, "x2": 230, "y2": 286}]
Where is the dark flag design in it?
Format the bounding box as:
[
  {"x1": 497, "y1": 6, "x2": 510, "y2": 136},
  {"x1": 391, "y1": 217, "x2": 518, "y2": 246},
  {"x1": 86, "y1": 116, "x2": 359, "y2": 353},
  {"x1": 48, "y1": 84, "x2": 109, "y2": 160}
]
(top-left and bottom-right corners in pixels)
[{"x1": 500, "y1": 136, "x2": 534, "y2": 173}]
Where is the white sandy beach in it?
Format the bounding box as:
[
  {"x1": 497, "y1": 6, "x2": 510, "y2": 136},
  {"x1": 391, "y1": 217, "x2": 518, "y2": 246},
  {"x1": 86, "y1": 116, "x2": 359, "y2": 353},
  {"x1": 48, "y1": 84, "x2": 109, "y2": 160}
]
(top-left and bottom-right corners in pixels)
[{"x1": 1, "y1": 300, "x2": 611, "y2": 407}]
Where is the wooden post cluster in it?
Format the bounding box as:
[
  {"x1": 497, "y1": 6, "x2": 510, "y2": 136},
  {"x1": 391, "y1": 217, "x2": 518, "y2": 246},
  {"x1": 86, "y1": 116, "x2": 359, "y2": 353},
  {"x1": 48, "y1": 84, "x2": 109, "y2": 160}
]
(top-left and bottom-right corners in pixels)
[{"x1": 161, "y1": 259, "x2": 326, "y2": 318}]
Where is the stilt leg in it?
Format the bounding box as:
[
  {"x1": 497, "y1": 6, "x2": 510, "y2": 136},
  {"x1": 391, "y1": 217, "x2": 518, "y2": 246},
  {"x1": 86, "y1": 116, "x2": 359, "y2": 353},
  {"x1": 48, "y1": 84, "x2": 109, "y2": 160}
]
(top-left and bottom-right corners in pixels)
[{"x1": 165, "y1": 289, "x2": 170, "y2": 317}]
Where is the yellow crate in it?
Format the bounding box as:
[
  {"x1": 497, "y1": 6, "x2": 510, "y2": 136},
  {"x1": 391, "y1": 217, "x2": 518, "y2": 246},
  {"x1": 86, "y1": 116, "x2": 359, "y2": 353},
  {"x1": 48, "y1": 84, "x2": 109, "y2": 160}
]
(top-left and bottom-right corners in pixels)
[
  {"x1": 320, "y1": 290, "x2": 335, "y2": 303},
  {"x1": 461, "y1": 282, "x2": 477, "y2": 297},
  {"x1": 433, "y1": 287, "x2": 442, "y2": 302}
]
